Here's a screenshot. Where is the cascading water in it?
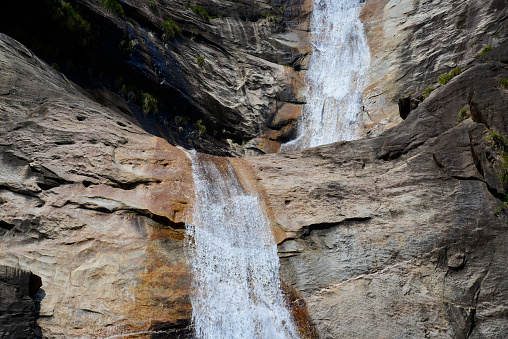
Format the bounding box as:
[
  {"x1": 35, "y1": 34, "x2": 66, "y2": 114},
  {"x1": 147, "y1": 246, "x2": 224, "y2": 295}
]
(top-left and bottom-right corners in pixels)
[
  {"x1": 185, "y1": 150, "x2": 298, "y2": 339},
  {"x1": 281, "y1": 0, "x2": 370, "y2": 151}
]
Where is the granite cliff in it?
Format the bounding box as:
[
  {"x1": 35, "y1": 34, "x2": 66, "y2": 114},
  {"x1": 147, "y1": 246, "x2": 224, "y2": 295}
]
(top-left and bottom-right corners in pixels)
[{"x1": 1, "y1": 0, "x2": 508, "y2": 338}]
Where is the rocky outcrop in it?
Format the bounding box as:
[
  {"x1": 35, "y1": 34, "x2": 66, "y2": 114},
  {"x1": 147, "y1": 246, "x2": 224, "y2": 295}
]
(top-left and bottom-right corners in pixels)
[
  {"x1": 0, "y1": 0, "x2": 310, "y2": 156},
  {"x1": 0, "y1": 266, "x2": 42, "y2": 339},
  {"x1": 248, "y1": 44, "x2": 508, "y2": 337},
  {"x1": 0, "y1": 33, "x2": 195, "y2": 337},
  {"x1": 360, "y1": 0, "x2": 508, "y2": 136}
]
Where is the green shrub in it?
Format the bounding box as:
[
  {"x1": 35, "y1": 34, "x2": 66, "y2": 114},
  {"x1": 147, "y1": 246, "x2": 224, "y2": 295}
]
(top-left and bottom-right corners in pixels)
[
  {"x1": 458, "y1": 109, "x2": 469, "y2": 122},
  {"x1": 57, "y1": 0, "x2": 91, "y2": 31},
  {"x1": 162, "y1": 19, "x2": 182, "y2": 41},
  {"x1": 148, "y1": 1, "x2": 156, "y2": 8},
  {"x1": 188, "y1": 4, "x2": 211, "y2": 20},
  {"x1": 418, "y1": 87, "x2": 434, "y2": 101},
  {"x1": 479, "y1": 45, "x2": 493, "y2": 57},
  {"x1": 499, "y1": 78, "x2": 508, "y2": 90},
  {"x1": 95, "y1": 0, "x2": 125, "y2": 18},
  {"x1": 196, "y1": 55, "x2": 204, "y2": 65},
  {"x1": 193, "y1": 119, "x2": 206, "y2": 135},
  {"x1": 142, "y1": 93, "x2": 158, "y2": 114},
  {"x1": 486, "y1": 132, "x2": 508, "y2": 188},
  {"x1": 439, "y1": 68, "x2": 461, "y2": 85}
]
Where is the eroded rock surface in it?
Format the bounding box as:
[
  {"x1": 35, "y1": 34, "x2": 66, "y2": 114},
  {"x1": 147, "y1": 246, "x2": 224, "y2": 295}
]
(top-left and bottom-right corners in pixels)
[
  {"x1": 0, "y1": 33, "x2": 195, "y2": 338},
  {"x1": 248, "y1": 46, "x2": 508, "y2": 337}
]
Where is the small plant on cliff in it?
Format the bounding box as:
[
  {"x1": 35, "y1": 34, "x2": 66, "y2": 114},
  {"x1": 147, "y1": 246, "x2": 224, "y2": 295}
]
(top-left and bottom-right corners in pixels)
[
  {"x1": 498, "y1": 78, "x2": 508, "y2": 90},
  {"x1": 196, "y1": 55, "x2": 205, "y2": 65},
  {"x1": 95, "y1": 0, "x2": 125, "y2": 18},
  {"x1": 458, "y1": 109, "x2": 470, "y2": 122},
  {"x1": 439, "y1": 68, "x2": 461, "y2": 85},
  {"x1": 418, "y1": 87, "x2": 434, "y2": 101},
  {"x1": 142, "y1": 92, "x2": 158, "y2": 114},
  {"x1": 479, "y1": 45, "x2": 493, "y2": 57},
  {"x1": 187, "y1": 4, "x2": 211, "y2": 20},
  {"x1": 162, "y1": 19, "x2": 182, "y2": 41},
  {"x1": 193, "y1": 119, "x2": 206, "y2": 135},
  {"x1": 486, "y1": 132, "x2": 508, "y2": 188}
]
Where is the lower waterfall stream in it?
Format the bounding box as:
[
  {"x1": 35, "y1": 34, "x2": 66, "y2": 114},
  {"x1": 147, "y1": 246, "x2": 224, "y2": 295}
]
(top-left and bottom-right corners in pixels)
[{"x1": 185, "y1": 150, "x2": 298, "y2": 339}]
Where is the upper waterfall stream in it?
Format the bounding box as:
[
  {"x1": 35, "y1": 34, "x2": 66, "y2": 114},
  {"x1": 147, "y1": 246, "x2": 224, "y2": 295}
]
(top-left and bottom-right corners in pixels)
[
  {"x1": 185, "y1": 150, "x2": 298, "y2": 339},
  {"x1": 282, "y1": 0, "x2": 370, "y2": 151}
]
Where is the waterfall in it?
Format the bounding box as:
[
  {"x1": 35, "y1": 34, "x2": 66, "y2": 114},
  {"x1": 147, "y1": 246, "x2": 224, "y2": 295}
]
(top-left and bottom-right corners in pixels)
[
  {"x1": 282, "y1": 0, "x2": 370, "y2": 151},
  {"x1": 185, "y1": 150, "x2": 298, "y2": 339}
]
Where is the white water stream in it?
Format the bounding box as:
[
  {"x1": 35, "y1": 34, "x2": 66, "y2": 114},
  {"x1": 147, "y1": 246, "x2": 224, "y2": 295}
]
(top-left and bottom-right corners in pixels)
[
  {"x1": 185, "y1": 150, "x2": 298, "y2": 339},
  {"x1": 282, "y1": 0, "x2": 370, "y2": 151}
]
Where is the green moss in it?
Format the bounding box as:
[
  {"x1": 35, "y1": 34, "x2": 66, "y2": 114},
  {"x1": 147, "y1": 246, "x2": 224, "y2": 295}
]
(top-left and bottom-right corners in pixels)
[
  {"x1": 196, "y1": 55, "x2": 204, "y2": 65},
  {"x1": 439, "y1": 68, "x2": 461, "y2": 85},
  {"x1": 479, "y1": 45, "x2": 493, "y2": 57},
  {"x1": 499, "y1": 78, "x2": 508, "y2": 90},
  {"x1": 162, "y1": 19, "x2": 181, "y2": 41}
]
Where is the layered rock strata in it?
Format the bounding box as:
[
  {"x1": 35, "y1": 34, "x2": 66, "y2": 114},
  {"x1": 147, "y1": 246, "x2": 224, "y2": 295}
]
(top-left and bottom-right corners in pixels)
[{"x1": 248, "y1": 43, "x2": 508, "y2": 338}]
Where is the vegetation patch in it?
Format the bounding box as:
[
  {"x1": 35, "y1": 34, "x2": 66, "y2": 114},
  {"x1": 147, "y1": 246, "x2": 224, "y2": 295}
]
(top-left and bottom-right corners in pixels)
[
  {"x1": 479, "y1": 45, "x2": 493, "y2": 57},
  {"x1": 438, "y1": 68, "x2": 461, "y2": 85},
  {"x1": 95, "y1": 0, "x2": 125, "y2": 18},
  {"x1": 193, "y1": 119, "x2": 206, "y2": 135},
  {"x1": 498, "y1": 78, "x2": 508, "y2": 90},
  {"x1": 487, "y1": 132, "x2": 508, "y2": 188},
  {"x1": 196, "y1": 55, "x2": 205, "y2": 65},
  {"x1": 56, "y1": 0, "x2": 91, "y2": 32},
  {"x1": 417, "y1": 87, "x2": 434, "y2": 101},
  {"x1": 185, "y1": 4, "x2": 211, "y2": 20},
  {"x1": 162, "y1": 19, "x2": 182, "y2": 41},
  {"x1": 117, "y1": 78, "x2": 158, "y2": 114},
  {"x1": 458, "y1": 109, "x2": 469, "y2": 122}
]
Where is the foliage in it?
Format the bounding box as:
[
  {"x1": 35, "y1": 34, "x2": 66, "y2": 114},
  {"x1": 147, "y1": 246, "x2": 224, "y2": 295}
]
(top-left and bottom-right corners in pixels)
[
  {"x1": 438, "y1": 68, "x2": 461, "y2": 85},
  {"x1": 193, "y1": 119, "x2": 206, "y2": 135},
  {"x1": 186, "y1": 4, "x2": 211, "y2": 20},
  {"x1": 117, "y1": 78, "x2": 158, "y2": 114},
  {"x1": 418, "y1": 87, "x2": 434, "y2": 101},
  {"x1": 458, "y1": 109, "x2": 469, "y2": 122},
  {"x1": 148, "y1": 1, "x2": 156, "y2": 8},
  {"x1": 499, "y1": 78, "x2": 508, "y2": 90},
  {"x1": 56, "y1": 0, "x2": 91, "y2": 31},
  {"x1": 479, "y1": 45, "x2": 493, "y2": 57},
  {"x1": 162, "y1": 19, "x2": 182, "y2": 41},
  {"x1": 142, "y1": 92, "x2": 158, "y2": 114},
  {"x1": 95, "y1": 0, "x2": 125, "y2": 18},
  {"x1": 487, "y1": 132, "x2": 508, "y2": 187},
  {"x1": 196, "y1": 55, "x2": 204, "y2": 65}
]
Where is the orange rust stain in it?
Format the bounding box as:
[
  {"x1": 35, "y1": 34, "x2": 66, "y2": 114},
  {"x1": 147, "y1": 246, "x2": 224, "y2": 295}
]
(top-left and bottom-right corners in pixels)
[
  {"x1": 360, "y1": 0, "x2": 389, "y2": 56},
  {"x1": 282, "y1": 281, "x2": 319, "y2": 339}
]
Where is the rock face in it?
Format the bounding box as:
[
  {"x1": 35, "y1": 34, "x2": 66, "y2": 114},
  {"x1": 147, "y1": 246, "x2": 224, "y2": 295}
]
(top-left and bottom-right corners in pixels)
[
  {"x1": 0, "y1": 33, "x2": 195, "y2": 337},
  {"x1": 0, "y1": 0, "x2": 310, "y2": 156},
  {"x1": 1, "y1": 0, "x2": 508, "y2": 338},
  {"x1": 359, "y1": 0, "x2": 508, "y2": 136},
  {"x1": 248, "y1": 44, "x2": 508, "y2": 337},
  {"x1": 0, "y1": 266, "x2": 42, "y2": 339}
]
